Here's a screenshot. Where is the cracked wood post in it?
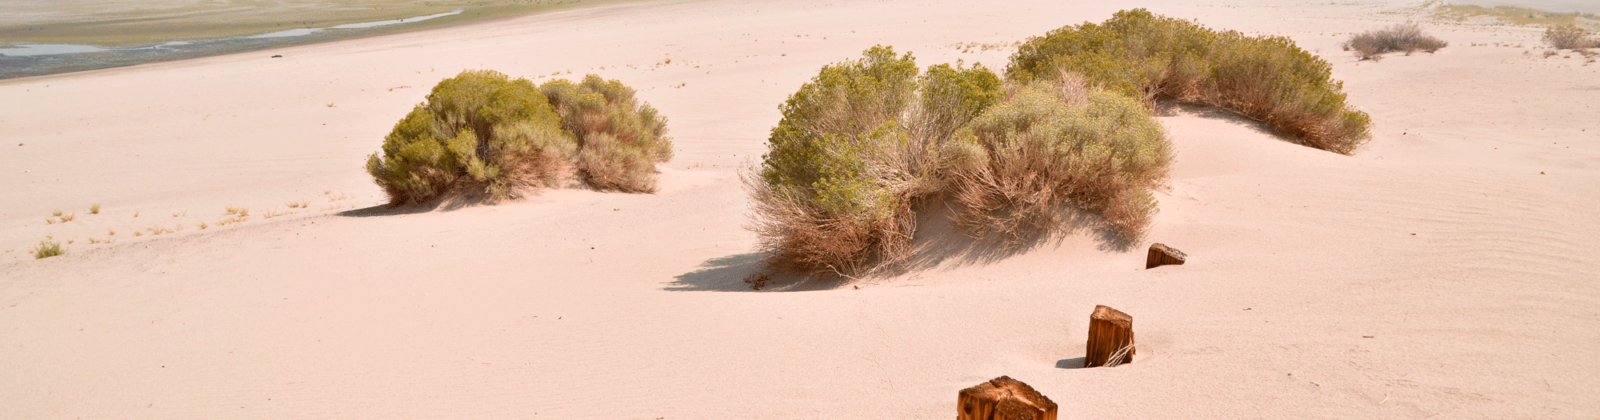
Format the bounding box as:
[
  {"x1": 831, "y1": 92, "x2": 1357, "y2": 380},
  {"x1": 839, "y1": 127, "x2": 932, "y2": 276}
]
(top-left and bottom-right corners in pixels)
[
  {"x1": 1084, "y1": 305, "x2": 1135, "y2": 368},
  {"x1": 957, "y1": 376, "x2": 1058, "y2": 420},
  {"x1": 1146, "y1": 243, "x2": 1186, "y2": 269}
]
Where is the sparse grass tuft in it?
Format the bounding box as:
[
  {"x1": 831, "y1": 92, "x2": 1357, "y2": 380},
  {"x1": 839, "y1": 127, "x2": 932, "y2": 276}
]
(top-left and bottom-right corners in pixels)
[
  {"x1": 33, "y1": 240, "x2": 64, "y2": 259},
  {"x1": 1007, "y1": 9, "x2": 1371, "y2": 154},
  {"x1": 51, "y1": 210, "x2": 62, "y2": 217},
  {"x1": 58, "y1": 213, "x2": 75, "y2": 223},
  {"x1": 198, "y1": 221, "x2": 209, "y2": 229},
  {"x1": 89, "y1": 203, "x2": 101, "y2": 214},
  {"x1": 1544, "y1": 24, "x2": 1600, "y2": 50},
  {"x1": 1343, "y1": 23, "x2": 1449, "y2": 60}
]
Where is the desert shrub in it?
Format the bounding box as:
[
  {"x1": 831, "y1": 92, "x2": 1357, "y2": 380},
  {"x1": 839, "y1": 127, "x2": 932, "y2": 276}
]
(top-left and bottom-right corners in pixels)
[
  {"x1": 366, "y1": 70, "x2": 573, "y2": 205},
  {"x1": 33, "y1": 240, "x2": 63, "y2": 259},
  {"x1": 540, "y1": 75, "x2": 672, "y2": 193},
  {"x1": 946, "y1": 75, "x2": 1172, "y2": 241},
  {"x1": 1343, "y1": 23, "x2": 1449, "y2": 60},
  {"x1": 750, "y1": 46, "x2": 1000, "y2": 276},
  {"x1": 1007, "y1": 9, "x2": 1371, "y2": 154},
  {"x1": 1544, "y1": 24, "x2": 1599, "y2": 50}
]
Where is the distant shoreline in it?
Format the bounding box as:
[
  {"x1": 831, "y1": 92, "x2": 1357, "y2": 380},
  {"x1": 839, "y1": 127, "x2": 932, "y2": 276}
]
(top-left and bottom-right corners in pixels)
[{"x1": 0, "y1": 0, "x2": 645, "y2": 80}]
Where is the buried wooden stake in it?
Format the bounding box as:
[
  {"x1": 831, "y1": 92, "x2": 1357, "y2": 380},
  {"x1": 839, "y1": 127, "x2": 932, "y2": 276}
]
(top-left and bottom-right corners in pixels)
[
  {"x1": 1146, "y1": 243, "x2": 1186, "y2": 269},
  {"x1": 957, "y1": 376, "x2": 1058, "y2": 420},
  {"x1": 1084, "y1": 305, "x2": 1135, "y2": 368}
]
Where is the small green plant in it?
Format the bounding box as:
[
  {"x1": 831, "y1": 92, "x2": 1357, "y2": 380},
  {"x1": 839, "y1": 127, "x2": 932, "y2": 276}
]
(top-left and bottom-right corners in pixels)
[
  {"x1": 58, "y1": 212, "x2": 75, "y2": 223},
  {"x1": 1544, "y1": 24, "x2": 1599, "y2": 50},
  {"x1": 50, "y1": 210, "x2": 62, "y2": 217},
  {"x1": 540, "y1": 74, "x2": 673, "y2": 192},
  {"x1": 1007, "y1": 9, "x2": 1371, "y2": 154},
  {"x1": 366, "y1": 70, "x2": 575, "y2": 205},
  {"x1": 32, "y1": 240, "x2": 63, "y2": 259},
  {"x1": 1343, "y1": 23, "x2": 1449, "y2": 60},
  {"x1": 88, "y1": 203, "x2": 101, "y2": 214}
]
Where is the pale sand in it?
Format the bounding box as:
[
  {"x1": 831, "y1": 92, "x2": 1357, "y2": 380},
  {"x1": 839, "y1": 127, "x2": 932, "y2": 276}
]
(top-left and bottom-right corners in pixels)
[{"x1": 3, "y1": 0, "x2": 1598, "y2": 417}]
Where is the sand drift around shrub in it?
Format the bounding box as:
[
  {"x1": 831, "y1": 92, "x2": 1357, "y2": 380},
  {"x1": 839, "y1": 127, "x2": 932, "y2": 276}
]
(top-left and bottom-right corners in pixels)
[
  {"x1": 750, "y1": 9, "x2": 1372, "y2": 278},
  {"x1": 366, "y1": 70, "x2": 670, "y2": 206},
  {"x1": 748, "y1": 46, "x2": 1172, "y2": 277}
]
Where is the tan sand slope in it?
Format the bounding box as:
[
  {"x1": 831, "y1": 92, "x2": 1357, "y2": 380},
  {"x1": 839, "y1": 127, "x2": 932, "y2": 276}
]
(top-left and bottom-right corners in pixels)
[{"x1": 2, "y1": 0, "x2": 1598, "y2": 418}]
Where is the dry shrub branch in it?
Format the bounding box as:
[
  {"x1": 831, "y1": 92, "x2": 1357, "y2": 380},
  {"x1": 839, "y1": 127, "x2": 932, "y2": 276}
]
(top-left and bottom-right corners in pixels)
[
  {"x1": 1544, "y1": 24, "x2": 1600, "y2": 50},
  {"x1": 1343, "y1": 23, "x2": 1449, "y2": 60}
]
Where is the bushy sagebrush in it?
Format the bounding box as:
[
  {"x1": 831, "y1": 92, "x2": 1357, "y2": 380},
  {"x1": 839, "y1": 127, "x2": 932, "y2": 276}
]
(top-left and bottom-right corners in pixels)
[
  {"x1": 541, "y1": 75, "x2": 673, "y2": 193},
  {"x1": 366, "y1": 71, "x2": 671, "y2": 205},
  {"x1": 1343, "y1": 23, "x2": 1449, "y2": 60},
  {"x1": 1544, "y1": 24, "x2": 1599, "y2": 50},
  {"x1": 947, "y1": 76, "x2": 1172, "y2": 241},
  {"x1": 751, "y1": 46, "x2": 1000, "y2": 276},
  {"x1": 366, "y1": 70, "x2": 573, "y2": 205},
  {"x1": 1007, "y1": 9, "x2": 1372, "y2": 154}
]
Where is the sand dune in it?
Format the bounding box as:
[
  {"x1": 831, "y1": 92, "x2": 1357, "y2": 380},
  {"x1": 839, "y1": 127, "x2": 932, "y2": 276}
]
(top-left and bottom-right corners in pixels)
[{"x1": 3, "y1": 0, "x2": 1598, "y2": 418}]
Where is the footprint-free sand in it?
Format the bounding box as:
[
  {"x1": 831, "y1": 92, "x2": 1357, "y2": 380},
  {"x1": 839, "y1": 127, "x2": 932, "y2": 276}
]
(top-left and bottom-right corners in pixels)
[{"x1": 3, "y1": 0, "x2": 1597, "y2": 417}]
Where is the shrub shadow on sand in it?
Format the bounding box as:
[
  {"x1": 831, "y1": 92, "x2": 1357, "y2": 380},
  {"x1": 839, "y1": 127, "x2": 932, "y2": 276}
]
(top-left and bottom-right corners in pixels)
[
  {"x1": 338, "y1": 193, "x2": 499, "y2": 217},
  {"x1": 666, "y1": 252, "x2": 850, "y2": 292}
]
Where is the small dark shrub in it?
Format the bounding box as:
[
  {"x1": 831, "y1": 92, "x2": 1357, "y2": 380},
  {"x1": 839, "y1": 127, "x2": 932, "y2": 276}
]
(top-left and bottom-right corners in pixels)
[
  {"x1": 1343, "y1": 23, "x2": 1449, "y2": 60},
  {"x1": 1544, "y1": 24, "x2": 1599, "y2": 50},
  {"x1": 366, "y1": 70, "x2": 573, "y2": 205},
  {"x1": 1007, "y1": 9, "x2": 1372, "y2": 155},
  {"x1": 946, "y1": 75, "x2": 1173, "y2": 241},
  {"x1": 541, "y1": 75, "x2": 672, "y2": 193},
  {"x1": 751, "y1": 46, "x2": 1000, "y2": 276}
]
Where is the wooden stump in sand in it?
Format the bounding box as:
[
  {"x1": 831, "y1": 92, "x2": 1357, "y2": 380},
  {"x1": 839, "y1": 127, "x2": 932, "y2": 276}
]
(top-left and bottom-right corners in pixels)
[
  {"x1": 958, "y1": 376, "x2": 1058, "y2": 420},
  {"x1": 1084, "y1": 305, "x2": 1135, "y2": 368},
  {"x1": 1146, "y1": 243, "x2": 1186, "y2": 269}
]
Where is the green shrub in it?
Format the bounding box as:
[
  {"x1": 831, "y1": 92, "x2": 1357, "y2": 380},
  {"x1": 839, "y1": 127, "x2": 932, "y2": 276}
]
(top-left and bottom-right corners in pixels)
[
  {"x1": 1544, "y1": 24, "x2": 1599, "y2": 50},
  {"x1": 366, "y1": 70, "x2": 573, "y2": 205},
  {"x1": 33, "y1": 240, "x2": 63, "y2": 259},
  {"x1": 540, "y1": 75, "x2": 672, "y2": 193},
  {"x1": 750, "y1": 46, "x2": 1000, "y2": 276},
  {"x1": 1007, "y1": 9, "x2": 1371, "y2": 154},
  {"x1": 1343, "y1": 23, "x2": 1449, "y2": 60},
  {"x1": 366, "y1": 71, "x2": 672, "y2": 205},
  {"x1": 946, "y1": 75, "x2": 1172, "y2": 241}
]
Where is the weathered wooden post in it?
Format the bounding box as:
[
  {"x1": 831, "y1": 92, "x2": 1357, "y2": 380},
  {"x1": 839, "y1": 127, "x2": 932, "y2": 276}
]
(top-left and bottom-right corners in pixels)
[
  {"x1": 1084, "y1": 305, "x2": 1135, "y2": 368},
  {"x1": 1146, "y1": 243, "x2": 1186, "y2": 269},
  {"x1": 958, "y1": 376, "x2": 1058, "y2": 420}
]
